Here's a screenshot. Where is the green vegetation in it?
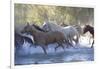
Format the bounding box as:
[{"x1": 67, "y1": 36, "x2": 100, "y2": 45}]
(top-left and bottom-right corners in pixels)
[{"x1": 14, "y1": 4, "x2": 94, "y2": 26}]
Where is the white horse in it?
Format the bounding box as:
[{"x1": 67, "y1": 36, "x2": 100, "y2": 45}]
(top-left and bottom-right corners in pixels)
[
  {"x1": 73, "y1": 25, "x2": 83, "y2": 36},
  {"x1": 42, "y1": 21, "x2": 80, "y2": 45}
]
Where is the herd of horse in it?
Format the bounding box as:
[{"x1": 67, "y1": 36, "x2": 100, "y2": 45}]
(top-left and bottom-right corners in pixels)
[{"x1": 15, "y1": 21, "x2": 94, "y2": 55}]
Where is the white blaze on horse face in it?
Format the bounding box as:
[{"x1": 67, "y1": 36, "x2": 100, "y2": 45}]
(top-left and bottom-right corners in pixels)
[
  {"x1": 42, "y1": 24, "x2": 50, "y2": 31},
  {"x1": 43, "y1": 21, "x2": 46, "y2": 26},
  {"x1": 27, "y1": 34, "x2": 34, "y2": 44},
  {"x1": 22, "y1": 33, "x2": 35, "y2": 44}
]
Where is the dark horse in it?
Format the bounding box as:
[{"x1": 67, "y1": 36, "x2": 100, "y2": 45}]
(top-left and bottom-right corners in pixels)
[
  {"x1": 83, "y1": 25, "x2": 94, "y2": 48},
  {"x1": 15, "y1": 31, "x2": 34, "y2": 48},
  {"x1": 21, "y1": 23, "x2": 66, "y2": 55}
]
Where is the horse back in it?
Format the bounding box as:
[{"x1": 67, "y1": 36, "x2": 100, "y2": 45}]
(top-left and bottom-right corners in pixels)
[{"x1": 47, "y1": 31, "x2": 65, "y2": 41}]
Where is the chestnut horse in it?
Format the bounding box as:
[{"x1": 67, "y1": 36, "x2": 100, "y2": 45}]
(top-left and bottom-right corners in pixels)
[
  {"x1": 83, "y1": 25, "x2": 94, "y2": 48},
  {"x1": 21, "y1": 23, "x2": 66, "y2": 55}
]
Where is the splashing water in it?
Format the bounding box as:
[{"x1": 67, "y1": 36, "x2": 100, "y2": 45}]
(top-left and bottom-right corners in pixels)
[{"x1": 15, "y1": 36, "x2": 94, "y2": 65}]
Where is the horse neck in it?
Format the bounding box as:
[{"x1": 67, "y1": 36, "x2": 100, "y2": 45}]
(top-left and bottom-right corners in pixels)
[{"x1": 31, "y1": 27, "x2": 45, "y2": 36}]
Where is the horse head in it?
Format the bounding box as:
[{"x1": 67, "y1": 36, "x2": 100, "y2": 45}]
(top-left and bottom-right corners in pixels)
[
  {"x1": 21, "y1": 23, "x2": 33, "y2": 34},
  {"x1": 83, "y1": 25, "x2": 91, "y2": 34},
  {"x1": 42, "y1": 23, "x2": 51, "y2": 31}
]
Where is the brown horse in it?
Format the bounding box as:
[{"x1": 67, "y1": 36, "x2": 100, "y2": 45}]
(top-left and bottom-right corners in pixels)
[
  {"x1": 83, "y1": 25, "x2": 94, "y2": 48},
  {"x1": 21, "y1": 23, "x2": 66, "y2": 55},
  {"x1": 32, "y1": 23, "x2": 73, "y2": 48}
]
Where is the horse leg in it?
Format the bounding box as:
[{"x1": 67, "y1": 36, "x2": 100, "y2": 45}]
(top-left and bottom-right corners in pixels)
[
  {"x1": 91, "y1": 40, "x2": 94, "y2": 48},
  {"x1": 60, "y1": 44, "x2": 65, "y2": 51},
  {"x1": 68, "y1": 40, "x2": 73, "y2": 47},
  {"x1": 41, "y1": 46, "x2": 47, "y2": 55},
  {"x1": 55, "y1": 42, "x2": 65, "y2": 52},
  {"x1": 55, "y1": 46, "x2": 60, "y2": 52},
  {"x1": 64, "y1": 37, "x2": 71, "y2": 47},
  {"x1": 65, "y1": 39, "x2": 73, "y2": 48},
  {"x1": 58, "y1": 42, "x2": 65, "y2": 51}
]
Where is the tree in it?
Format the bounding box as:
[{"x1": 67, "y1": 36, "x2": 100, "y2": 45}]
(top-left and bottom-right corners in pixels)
[{"x1": 14, "y1": 4, "x2": 94, "y2": 26}]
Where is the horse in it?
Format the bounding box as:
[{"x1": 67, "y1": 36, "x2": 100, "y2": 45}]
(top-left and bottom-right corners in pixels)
[
  {"x1": 21, "y1": 23, "x2": 67, "y2": 55},
  {"x1": 83, "y1": 25, "x2": 94, "y2": 48},
  {"x1": 15, "y1": 31, "x2": 34, "y2": 48},
  {"x1": 32, "y1": 23, "x2": 73, "y2": 48},
  {"x1": 42, "y1": 21, "x2": 79, "y2": 46}
]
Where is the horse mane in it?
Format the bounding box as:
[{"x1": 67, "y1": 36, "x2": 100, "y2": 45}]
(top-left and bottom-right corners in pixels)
[
  {"x1": 29, "y1": 25, "x2": 46, "y2": 36},
  {"x1": 84, "y1": 25, "x2": 94, "y2": 37},
  {"x1": 85, "y1": 25, "x2": 94, "y2": 30},
  {"x1": 86, "y1": 25, "x2": 93, "y2": 28},
  {"x1": 32, "y1": 24, "x2": 47, "y2": 32}
]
